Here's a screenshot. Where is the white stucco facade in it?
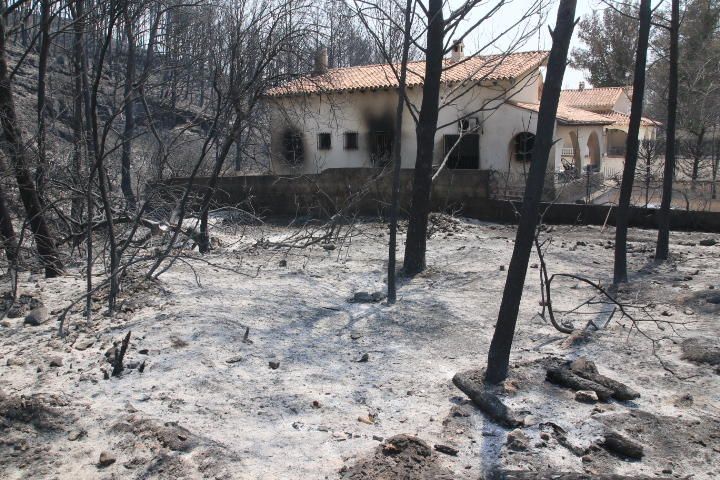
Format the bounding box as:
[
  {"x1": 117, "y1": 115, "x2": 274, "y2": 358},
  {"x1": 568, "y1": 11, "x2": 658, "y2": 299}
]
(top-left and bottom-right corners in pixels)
[{"x1": 264, "y1": 68, "x2": 572, "y2": 177}]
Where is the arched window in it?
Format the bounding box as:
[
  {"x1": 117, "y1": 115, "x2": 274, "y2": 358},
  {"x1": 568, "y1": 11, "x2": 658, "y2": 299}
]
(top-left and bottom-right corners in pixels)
[{"x1": 512, "y1": 132, "x2": 535, "y2": 162}]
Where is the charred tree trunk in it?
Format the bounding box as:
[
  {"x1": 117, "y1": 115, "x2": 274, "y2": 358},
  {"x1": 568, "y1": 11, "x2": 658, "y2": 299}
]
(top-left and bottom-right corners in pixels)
[
  {"x1": 690, "y1": 127, "x2": 705, "y2": 190},
  {"x1": 0, "y1": 12, "x2": 63, "y2": 277},
  {"x1": 387, "y1": 0, "x2": 413, "y2": 304},
  {"x1": 198, "y1": 116, "x2": 243, "y2": 253},
  {"x1": 612, "y1": 0, "x2": 651, "y2": 284},
  {"x1": 402, "y1": 0, "x2": 444, "y2": 276},
  {"x1": 484, "y1": 0, "x2": 577, "y2": 385},
  {"x1": 0, "y1": 178, "x2": 17, "y2": 263},
  {"x1": 70, "y1": 0, "x2": 86, "y2": 224},
  {"x1": 655, "y1": 0, "x2": 680, "y2": 261},
  {"x1": 35, "y1": 0, "x2": 51, "y2": 196},
  {"x1": 120, "y1": 9, "x2": 137, "y2": 210}
]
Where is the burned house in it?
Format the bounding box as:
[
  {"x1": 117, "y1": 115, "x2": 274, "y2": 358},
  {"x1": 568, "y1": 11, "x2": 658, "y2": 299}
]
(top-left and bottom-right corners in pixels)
[{"x1": 261, "y1": 43, "x2": 656, "y2": 178}]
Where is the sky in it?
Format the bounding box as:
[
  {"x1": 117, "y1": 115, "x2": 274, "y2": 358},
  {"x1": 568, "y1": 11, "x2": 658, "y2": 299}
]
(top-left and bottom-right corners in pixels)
[{"x1": 457, "y1": 0, "x2": 654, "y2": 89}]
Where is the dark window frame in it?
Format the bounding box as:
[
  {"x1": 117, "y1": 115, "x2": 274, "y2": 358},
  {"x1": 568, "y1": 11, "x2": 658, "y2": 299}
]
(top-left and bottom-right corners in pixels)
[
  {"x1": 282, "y1": 132, "x2": 304, "y2": 165},
  {"x1": 370, "y1": 131, "x2": 393, "y2": 165},
  {"x1": 513, "y1": 132, "x2": 535, "y2": 162},
  {"x1": 317, "y1": 132, "x2": 332, "y2": 150},
  {"x1": 344, "y1": 131, "x2": 359, "y2": 150}
]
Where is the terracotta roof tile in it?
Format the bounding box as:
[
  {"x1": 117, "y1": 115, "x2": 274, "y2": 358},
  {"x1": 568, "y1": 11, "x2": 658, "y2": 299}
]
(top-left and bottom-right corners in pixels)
[
  {"x1": 266, "y1": 51, "x2": 549, "y2": 97},
  {"x1": 559, "y1": 86, "x2": 631, "y2": 111},
  {"x1": 510, "y1": 101, "x2": 615, "y2": 125},
  {"x1": 600, "y1": 110, "x2": 662, "y2": 128}
]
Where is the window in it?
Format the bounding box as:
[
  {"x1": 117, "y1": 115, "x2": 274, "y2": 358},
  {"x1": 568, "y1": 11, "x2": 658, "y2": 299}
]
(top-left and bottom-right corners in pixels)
[
  {"x1": 371, "y1": 131, "x2": 393, "y2": 165},
  {"x1": 344, "y1": 132, "x2": 358, "y2": 150},
  {"x1": 282, "y1": 131, "x2": 304, "y2": 165},
  {"x1": 317, "y1": 133, "x2": 332, "y2": 150},
  {"x1": 443, "y1": 134, "x2": 479, "y2": 169},
  {"x1": 513, "y1": 132, "x2": 535, "y2": 162}
]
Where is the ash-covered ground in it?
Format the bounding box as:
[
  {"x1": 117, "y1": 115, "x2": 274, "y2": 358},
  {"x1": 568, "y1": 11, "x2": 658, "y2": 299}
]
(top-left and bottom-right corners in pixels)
[{"x1": 1, "y1": 217, "x2": 718, "y2": 479}]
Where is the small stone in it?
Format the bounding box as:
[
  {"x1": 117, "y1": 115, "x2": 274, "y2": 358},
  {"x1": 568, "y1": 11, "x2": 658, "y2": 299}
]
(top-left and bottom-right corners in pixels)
[
  {"x1": 673, "y1": 394, "x2": 693, "y2": 407},
  {"x1": 225, "y1": 356, "x2": 243, "y2": 364},
  {"x1": 522, "y1": 415, "x2": 538, "y2": 427},
  {"x1": 372, "y1": 435, "x2": 384, "y2": 442},
  {"x1": 506, "y1": 429, "x2": 529, "y2": 451},
  {"x1": 575, "y1": 390, "x2": 599, "y2": 403},
  {"x1": 499, "y1": 265, "x2": 505, "y2": 271},
  {"x1": 138, "y1": 349, "x2": 149, "y2": 355},
  {"x1": 540, "y1": 432, "x2": 550, "y2": 441},
  {"x1": 98, "y1": 451, "x2": 116, "y2": 467},
  {"x1": 311, "y1": 400, "x2": 321, "y2": 409},
  {"x1": 434, "y1": 444, "x2": 459, "y2": 456},
  {"x1": 322, "y1": 244, "x2": 336, "y2": 251},
  {"x1": 67, "y1": 430, "x2": 84, "y2": 441},
  {"x1": 6, "y1": 357, "x2": 25, "y2": 367},
  {"x1": 350, "y1": 333, "x2": 362, "y2": 340},
  {"x1": 502, "y1": 379, "x2": 519, "y2": 395},
  {"x1": 1, "y1": 320, "x2": 11, "y2": 328},
  {"x1": 278, "y1": 259, "x2": 287, "y2": 267},
  {"x1": 684, "y1": 308, "x2": 695, "y2": 315},
  {"x1": 268, "y1": 361, "x2": 280, "y2": 369},
  {"x1": 570, "y1": 357, "x2": 598, "y2": 374},
  {"x1": 661, "y1": 310, "x2": 673, "y2": 317},
  {"x1": 350, "y1": 291, "x2": 386, "y2": 303},
  {"x1": 49, "y1": 357, "x2": 64, "y2": 367},
  {"x1": 699, "y1": 239, "x2": 717, "y2": 246},
  {"x1": 576, "y1": 241, "x2": 587, "y2": 246},
  {"x1": 530, "y1": 263, "x2": 538, "y2": 269},
  {"x1": 24, "y1": 306, "x2": 49, "y2": 326},
  {"x1": 357, "y1": 353, "x2": 369, "y2": 363},
  {"x1": 581, "y1": 455, "x2": 593, "y2": 463},
  {"x1": 74, "y1": 336, "x2": 95, "y2": 351}
]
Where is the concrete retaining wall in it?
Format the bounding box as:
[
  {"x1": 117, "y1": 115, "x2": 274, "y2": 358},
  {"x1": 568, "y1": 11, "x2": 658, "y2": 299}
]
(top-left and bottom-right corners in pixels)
[
  {"x1": 157, "y1": 168, "x2": 720, "y2": 232},
  {"x1": 160, "y1": 168, "x2": 491, "y2": 217}
]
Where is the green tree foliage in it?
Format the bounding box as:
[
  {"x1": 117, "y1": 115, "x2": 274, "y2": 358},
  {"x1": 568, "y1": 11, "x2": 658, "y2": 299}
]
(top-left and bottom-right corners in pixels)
[{"x1": 570, "y1": 3, "x2": 639, "y2": 87}]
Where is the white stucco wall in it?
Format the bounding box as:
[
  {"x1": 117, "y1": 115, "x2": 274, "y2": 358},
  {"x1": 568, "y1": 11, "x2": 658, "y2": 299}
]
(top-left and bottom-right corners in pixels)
[
  {"x1": 265, "y1": 68, "x2": 550, "y2": 176},
  {"x1": 557, "y1": 124, "x2": 608, "y2": 171}
]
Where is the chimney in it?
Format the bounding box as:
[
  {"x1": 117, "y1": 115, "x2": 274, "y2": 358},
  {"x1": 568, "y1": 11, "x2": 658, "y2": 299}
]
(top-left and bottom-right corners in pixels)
[
  {"x1": 313, "y1": 47, "x2": 328, "y2": 76},
  {"x1": 451, "y1": 40, "x2": 465, "y2": 62},
  {"x1": 579, "y1": 81, "x2": 586, "y2": 91}
]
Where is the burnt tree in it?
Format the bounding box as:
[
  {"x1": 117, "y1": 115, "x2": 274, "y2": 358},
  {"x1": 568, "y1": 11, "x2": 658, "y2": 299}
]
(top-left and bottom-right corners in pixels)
[
  {"x1": 0, "y1": 9, "x2": 63, "y2": 277},
  {"x1": 655, "y1": 0, "x2": 679, "y2": 261},
  {"x1": 612, "y1": 0, "x2": 651, "y2": 284},
  {"x1": 484, "y1": 0, "x2": 577, "y2": 385},
  {"x1": 387, "y1": 0, "x2": 413, "y2": 304},
  {"x1": 403, "y1": 0, "x2": 443, "y2": 276}
]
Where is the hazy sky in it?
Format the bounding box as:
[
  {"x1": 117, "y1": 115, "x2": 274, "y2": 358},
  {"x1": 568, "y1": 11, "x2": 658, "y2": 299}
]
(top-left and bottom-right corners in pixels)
[{"x1": 458, "y1": 0, "x2": 658, "y2": 89}]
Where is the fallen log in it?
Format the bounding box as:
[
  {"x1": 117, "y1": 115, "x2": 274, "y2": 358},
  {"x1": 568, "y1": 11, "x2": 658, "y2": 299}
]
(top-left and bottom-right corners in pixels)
[
  {"x1": 569, "y1": 358, "x2": 640, "y2": 401},
  {"x1": 601, "y1": 430, "x2": 644, "y2": 459},
  {"x1": 546, "y1": 366, "x2": 613, "y2": 402},
  {"x1": 452, "y1": 369, "x2": 524, "y2": 428},
  {"x1": 575, "y1": 370, "x2": 639, "y2": 401}
]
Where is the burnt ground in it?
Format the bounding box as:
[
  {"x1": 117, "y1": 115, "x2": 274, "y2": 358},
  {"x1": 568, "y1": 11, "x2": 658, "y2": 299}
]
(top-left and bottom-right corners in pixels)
[{"x1": 1, "y1": 218, "x2": 719, "y2": 479}]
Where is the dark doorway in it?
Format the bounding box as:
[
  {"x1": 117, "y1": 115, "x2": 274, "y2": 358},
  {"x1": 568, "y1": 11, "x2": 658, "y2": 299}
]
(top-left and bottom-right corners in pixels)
[
  {"x1": 443, "y1": 134, "x2": 480, "y2": 169},
  {"x1": 371, "y1": 131, "x2": 393, "y2": 166}
]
